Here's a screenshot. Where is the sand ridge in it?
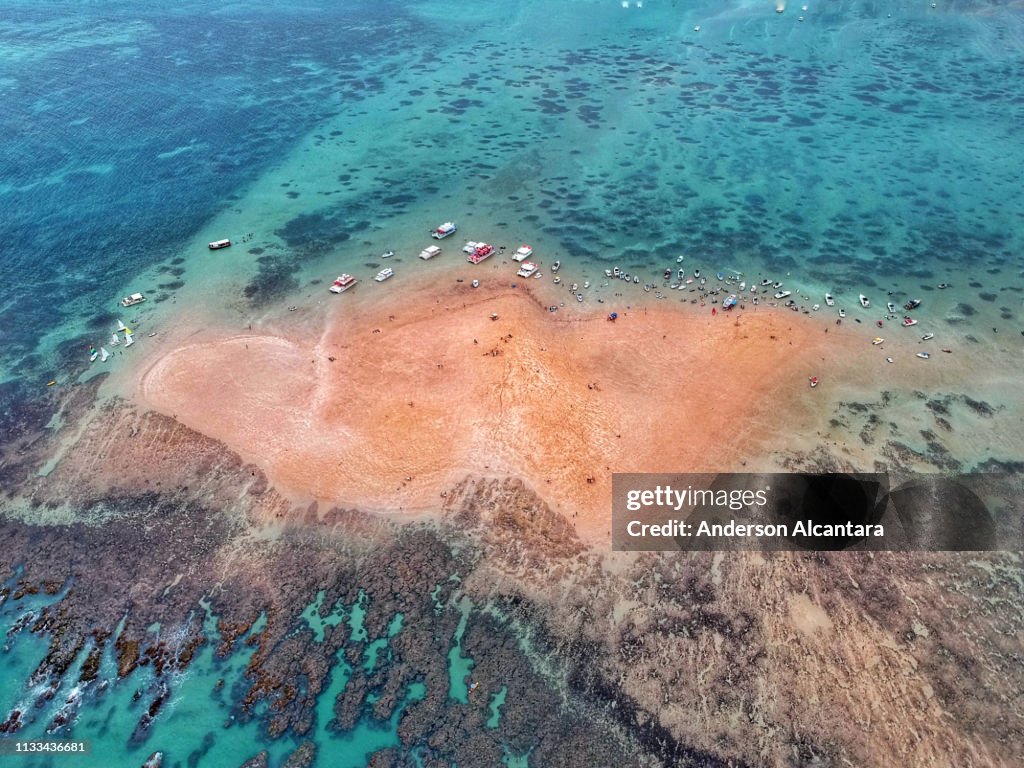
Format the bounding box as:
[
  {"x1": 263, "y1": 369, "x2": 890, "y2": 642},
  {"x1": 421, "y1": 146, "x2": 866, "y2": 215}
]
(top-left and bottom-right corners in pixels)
[{"x1": 138, "y1": 276, "x2": 870, "y2": 543}]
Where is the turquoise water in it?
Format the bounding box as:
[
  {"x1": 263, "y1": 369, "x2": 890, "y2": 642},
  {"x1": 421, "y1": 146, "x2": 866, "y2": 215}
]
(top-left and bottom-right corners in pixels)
[{"x1": 3, "y1": 0, "x2": 1024, "y2": 764}]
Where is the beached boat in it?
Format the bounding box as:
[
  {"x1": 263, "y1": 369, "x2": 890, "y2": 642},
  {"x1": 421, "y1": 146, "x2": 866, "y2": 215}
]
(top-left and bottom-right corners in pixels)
[
  {"x1": 859, "y1": 294, "x2": 870, "y2": 308},
  {"x1": 774, "y1": 290, "x2": 791, "y2": 300},
  {"x1": 472, "y1": 279, "x2": 479, "y2": 288},
  {"x1": 99, "y1": 347, "x2": 110, "y2": 362},
  {"x1": 329, "y1": 274, "x2": 357, "y2": 293},
  {"x1": 921, "y1": 333, "x2": 934, "y2": 341},
  {"x1": 722, "y1": 294, "x2": 737, "y2": 310},
  {"x1": 208, "y1": 239, "x2": 231, "y2": 250},
  {"x1": 583, "y1": 281, "x2": 590, "y2": 289},
  {"x1": 825, "y1": 293, "x2": 835, "y2": 307},
  {"x1": 419, "y1": 245, "x2": 442, "y2": 260},
  {"x1": 117, "y1": 319, "x2": 127, "y2": 331},
  {"x1": 872, "y1": 337, "x2": 885, "y2": 345},
  {"x1": 902, "y1": 317, "x2": 918, "y2": 327},
  {"x1": 468, "y1": 243, "x2": 494, "y2": 264},
  {"x1": 553, "y1": 277, "x2": 561, "y2": 284},
  {"x1": 110, "y1": 333, "x2": 120, "y2": 347},
  {"x1": 604, "y1": 269, "x2": 612, "y2": 277},
  {"x1": 904, "y1": 298, "x2": 921, "y2": 310},
  {"x1": 612, "y1": 267, "x2": 621, "y2": 278},
  {"x1": 632, "y1": 276, "x2": 639, "y2": 284},
  {"x1": 120, "y1": 293, "x2": 146, "y2": 308},
  {"x1": 513, "y1": 245, "x2": 533, "y2": 262},
  {"x1": 917, "y1": 352, "x2": 930, "y2": 359},
  {"x1": 124, "y1": 333, "x2": 134, "y2": 348},
  {"x1": 809, "y1": 376, "x2": 819, "y2": 388},
  {"x1": 374, "y1": 267, "x2": 394, "y2": 282},
  {"x1": 576, "y1": 293, "x2": 583, "y2": 302},
  {"x1": 517, "y1": 261, "x2": 538, "y2": 278},
  {"x1": 431, "y1": 222, "x2": 457, "y2": 240},
  {"x1": 552, "y1": 261, "x2": 560, "y2": 273}
]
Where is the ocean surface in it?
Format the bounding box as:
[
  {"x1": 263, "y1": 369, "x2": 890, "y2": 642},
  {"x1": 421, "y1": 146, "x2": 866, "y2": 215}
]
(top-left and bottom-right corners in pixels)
[{"x1": 1, "y1": 0, "x2": 1023, "y2": 765}]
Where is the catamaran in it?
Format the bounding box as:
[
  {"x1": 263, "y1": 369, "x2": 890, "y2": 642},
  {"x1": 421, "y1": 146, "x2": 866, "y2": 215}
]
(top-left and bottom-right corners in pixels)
[
  {"x1": 99, "y1": 347, "x2": 110, "y2": 362},
  {"x1": 124, "y1": 333, "x2": 134, "y2": 348},
  {"x1": 517, "y1": 261, "x2": 538, "y2": 278},
  {"x1": 431, "y1": 222, "x2": 457, "y2": 239},
  {"x1": 419, "y1": 245, "x2": 442, "y2": 260},
  {"x1": 120, "y1": 293, "x2": 145, "y2": 308},
  {"x1": 329, "y1": 274, "x2": 357, "y2": 293},
  {"x1": 110, "y1": 333, "x2": 120, "y2": 347},
  {"x1": 513, "y1": 245, "x2": 533, "y2": 262},
  {"x1": 468, "y1": 243, "x2": 494, "y2": 264}
]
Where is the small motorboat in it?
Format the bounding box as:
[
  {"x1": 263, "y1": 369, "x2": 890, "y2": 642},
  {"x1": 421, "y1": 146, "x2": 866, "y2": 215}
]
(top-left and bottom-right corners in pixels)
[
  {"x1": 552, "y1": 261, "x2": 561, "y2": 273},
  {"x1": 774, "y1": 290, "x2": 791, "y2": 300},
  {"x1": 716, "y1": 272, "x2": 724, "y2": 281},
  {"x1": 633, "y1": 276, "x2": 639, "y2": 284},
  {"x1": 886, "y1": 302, "x2": 897, "y2": 314},
  {"x1": 937, "y1": 283, "x2": 949, "y2": 290},
  {"x1": 872, "y1": 337, "x2": 885, "y2": 345},
  {"x1": 859, "y1": 294, "x2": 871, "y2": 308},
  {"x1": 576, "y1": 293, "x2": 584, "y2": 302},
  {"x1": 694, "y1": 269, "x2": 701, "y2": 278},
  {"x1": 825, "y1": 293, "x2": 835, "y2": 307},
  {"x1": 604, "y1": 269, "x2": 612, "y2": 277},
  {"x1": 838, "y1": 308, "x2": 846, "y2": 318},
  {"x1": 812, "y1": 304, "x2": 820, "y2": 311},
  {"x1": 380, "y1": 250, "x2": 394, "y2": 259},
  {"x1": 553, "y1": 277, "x2": 561, "y2": 284},
  {"x1": 809, "y1": 377, "x2": 819, "y2": 388},
  {"x1": 676, "y1": 255, "x2": 684, "y2": 263},
  {"x1": 664, "y1": 268, "x2": 672, "y2": 280},
  {"x1": 613, "y1": 267, "x2": 621, "y2": 277},
  {"x1": 904, "y1": 298, "x2": 921, "y2": 310},
  {"x1": 472, "y1": 279, "x2": 480, "y2": 288},
  {"x1": 722, "y1": 294, "x2": 737, "y2": 310},
  {"x1": 886, "y1": 357, "x2": 894, "y2": 364},
  {"x1": 772, "y1": 281, "x2": 783, "y2": 289},
  {"x1": 571, "y1": 283, "x2": 578, "y2": 292},
  {"x1": 583, "y1": 281, "x2": 590, "y2": 289},
  {"x1": 917, "y1": 352, "x2": 930, "y2": 359},
  {"x1": 761, "y1": 279, "x2": 772, "y2": 286},
  {"x1": 921, "y1": 333, "x2": 934, "y2": 341},
  {"x1": 902, "y1": 317, "x2": 918, "y2": 327}
]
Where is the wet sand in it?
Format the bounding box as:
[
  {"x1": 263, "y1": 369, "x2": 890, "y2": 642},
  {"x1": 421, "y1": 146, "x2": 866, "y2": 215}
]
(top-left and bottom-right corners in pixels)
[{"x1": 136, "y1": 269, "x2": 882, "y2": 543}]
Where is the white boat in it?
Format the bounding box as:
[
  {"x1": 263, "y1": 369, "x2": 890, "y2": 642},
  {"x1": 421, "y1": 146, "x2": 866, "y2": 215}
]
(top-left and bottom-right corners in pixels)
[
  {"x1": 812, "y1": 304, "x2": 820, "y2": 311},
  {"x1": 553, "y1": 277, "x2": 561, "y2": 284},
  {"x1": 838, "y1": 308, "x2": 846, "y2": 318},
  {"x1": 120, "y1": 293, "x2": 145, "y2": 308},
  {"x1": 576, "y1": 293, "x2": 583, "y2": 302},
  {"x1": 604, "y1": 269, "x2": 612, "y2": 278},
  {"x1": 462, "y1": 241, "x2": 478, "y2": 254},
  {"x1": 117, "y1": 319, "x2": 127, "y2": 331},
  {"x1": 676, "y1": 255, "x2": 684, "y2": 263},
  {"x1": 99, "y1": 347, "x2": 110, "y2": 362},
  {"x1": 887, "y1": 302, "x2": 897, "y2": 314},
  {"x1": 110, "y1": 333, "x2": 120, "y2": 346},
  {"x1": 774, "y1": 290, "x2": 791, "y2": 300},
  {"x1": 380, "y1": 250, "x2": 394, "y2": 259},
  {"x1": 124, "y1": 333, "x2": 134, "y2": 348},
  {"x1": 208, "y1": 239, "x2": 231, "y2": 250},
  {"x1": 329, "y1": 274, "x2": 357, "y2": 293},
  {"x1": 921, "y1": 333, "x2": 934, "y2": 341},
  {"x1": 571, "y1": 283, "x2": 578, "y2": 291},
  {"x1": 902, "y1": 317, "x2": 918, "y2": 327},
  {"x1": 551, "y1": 261, "x2": 560, "y2": 273},
  {"x1": 872, "y1": 337, "x2": 885, "y2": 345},
  {"x1": 917, "y1": 352, "x2": 930, "y2": 359},
  {"x1": 612, "y1": 267, "x2": 621, "y2": 278},
  {"x1": 374, "y1": 267, "x2": 394, "y2": 282},
  {"x1": 89, "y1": 348, "x2": 98, "y2": 363},
  {"x1": 633, "y1": 276, "x2": 639, "y2": 284},
  {"x1": 419, "y1": 245, "x2": 442, "y2": 260},
  {"x1": 738, "y1": 281, "x2": 746, "y2": 291},
  {"x1": 583, "y1": 281, "x2": 590, "y2": 289},
  {"x1": 472, "y1": 279, "x2": 479, "y2": 288},
  {"x1": 513, "y1": 245, "x2": 533, "y2": 262},
  {"x1": 825, "y1": 293, "x2": 835, "y2": 307},
  {"x1": 859, "y1": 294, "x2": 870, "y2": 308},
  {"x1": 431, "y1": 222, "x2": 457, "y2": 240},
  {"x1": 517, "y1": 261, "x2": 538, "y2": 278}
]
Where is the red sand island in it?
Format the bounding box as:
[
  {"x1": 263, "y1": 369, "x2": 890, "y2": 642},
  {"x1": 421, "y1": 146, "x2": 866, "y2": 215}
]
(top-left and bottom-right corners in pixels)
[{"x1": 138, "y1": 274, "x2": 866, "y2": 543}]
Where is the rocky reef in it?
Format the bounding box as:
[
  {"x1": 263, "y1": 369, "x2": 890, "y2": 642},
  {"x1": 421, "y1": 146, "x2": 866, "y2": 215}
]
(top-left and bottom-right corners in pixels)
[{"x1": 0, "y1": 394, "x2": 1022, "y2": 767}]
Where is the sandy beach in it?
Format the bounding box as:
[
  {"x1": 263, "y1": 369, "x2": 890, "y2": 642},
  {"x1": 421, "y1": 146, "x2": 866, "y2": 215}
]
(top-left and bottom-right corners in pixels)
[{"x1": 136, "y1": 267, "x2": 884, "y2": 543}]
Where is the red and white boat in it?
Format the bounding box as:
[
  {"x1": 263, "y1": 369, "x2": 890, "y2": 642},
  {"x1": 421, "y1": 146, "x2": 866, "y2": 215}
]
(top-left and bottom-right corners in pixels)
[
  {"x1": 513, "y1": 245, "x2": 533, "y2": 262},
  {"x1": 468, "y1": 243, "x2": 494, "y2": 264},
  {"x1": 431, "y1": 222, "x2": 457, "y2": 240},
  {"x1": 208, "y1": 238, "x2": 232, "y2": 250},
  {"x1": 902, "y1": 317, "x2": 918, "y2": 327},
  {"x1": 329, "y1": 274, "x2": 357, "y2": 293}
]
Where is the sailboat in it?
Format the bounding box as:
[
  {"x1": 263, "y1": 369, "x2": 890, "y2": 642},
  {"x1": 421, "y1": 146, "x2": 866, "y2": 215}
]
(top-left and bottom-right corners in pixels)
[
  {"x1": 117, "y1": 319, "x2": 127, "y2": 332},
  {"x1": 110, "y1": 333, "x2": 120, "y2": 346},
  {"x1": 124, "y1": 333, "x2": 135, "y2": 348},
  {"x1": 99, "y1": 347, "x2": 110, "y2": 362}
]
